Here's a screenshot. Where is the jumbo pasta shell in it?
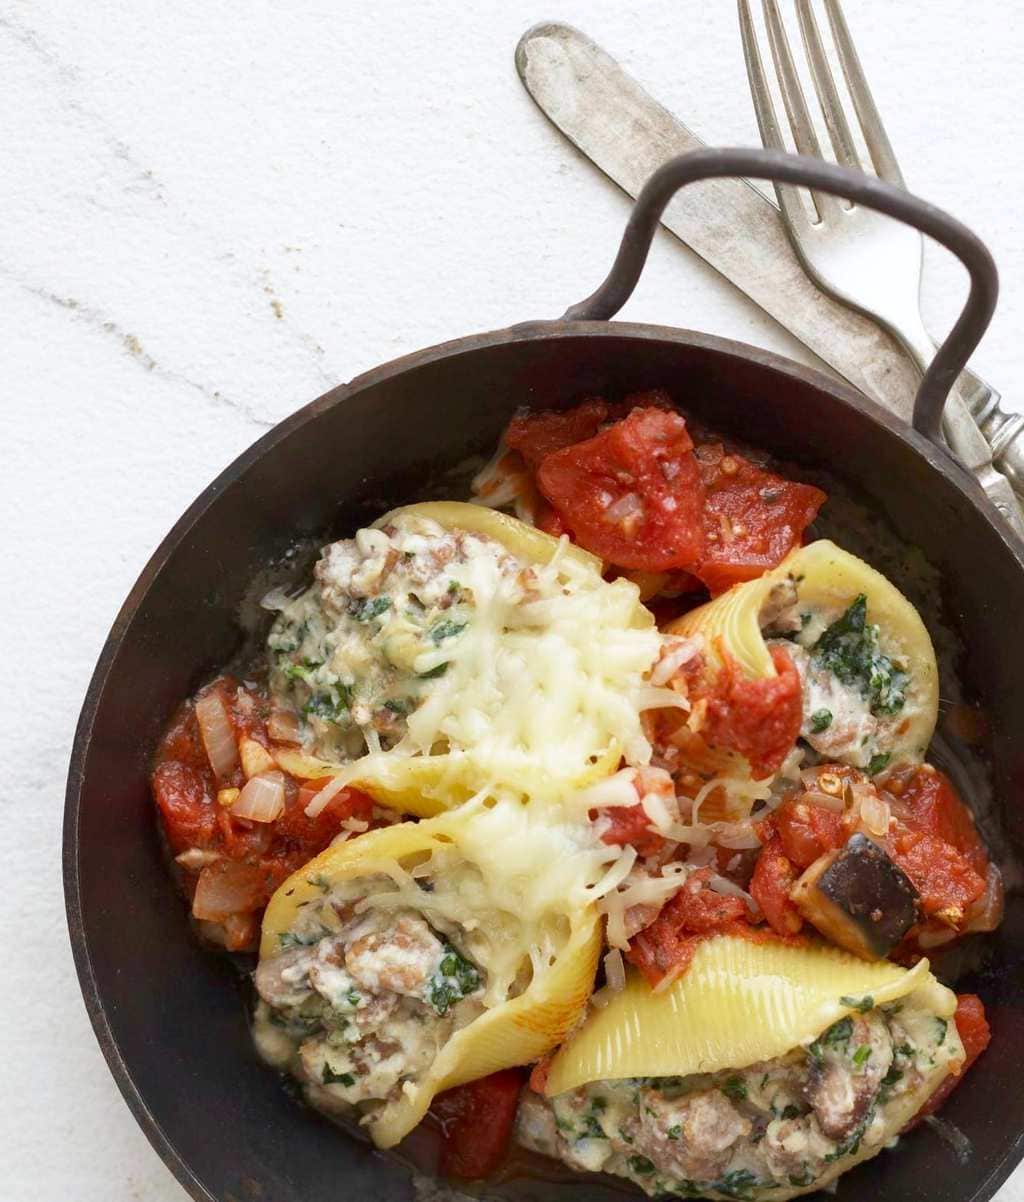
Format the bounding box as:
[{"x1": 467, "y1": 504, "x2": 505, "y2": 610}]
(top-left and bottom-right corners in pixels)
[
  {"x1": 669, "y1": 539, "x2": 938, "y2": 770},
  {"x1": 291, "y1": 503, "x2": 661, "y2": 816},
  {"x1": 260, "y1": 802, "x2": 606, "y2": 1148},
  {"x1": 544, "y1": 932, "x2": 954, "y2": 1096}
]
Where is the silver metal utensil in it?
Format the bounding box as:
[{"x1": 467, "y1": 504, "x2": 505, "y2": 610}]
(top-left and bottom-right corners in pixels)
[
  {"x1": 738, "y1": 0, "x2": 1024, "y2": 534},
  {"x1": 515, "y1": 21, "x2": 1024, "y2": 535}
]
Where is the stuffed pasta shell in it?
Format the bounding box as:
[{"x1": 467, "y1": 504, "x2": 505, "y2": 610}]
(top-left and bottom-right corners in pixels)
[
  {"x1": 668, "y1": 541, "x2": 938, "y2": 777},
  {"x1": 521, "y1": 935, "x2": 963, "y2": 1201},
  {"x1": 251, "y1": 798, "x2": 609, "y2": 1148},
  {"x1": 266, "y1": 502, "x2": 664, "y2": 816}
]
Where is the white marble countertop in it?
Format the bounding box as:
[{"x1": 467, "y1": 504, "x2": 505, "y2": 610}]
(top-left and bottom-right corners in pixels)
[{"x1": 4, "y1": 2, "x2": 1022, "y2": 1199}]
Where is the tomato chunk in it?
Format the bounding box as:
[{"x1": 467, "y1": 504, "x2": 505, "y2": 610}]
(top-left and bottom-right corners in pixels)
[
  {"x1": 626, "y1": 869, "x2": 750, "y2": 987},
  {"x1": 700, "y1": 645, "x2": 803, "y2": 779},
  {"x1": 915, "y1": 994, "x2": 991, "y2": 1119},
  {"x1": 769, "y1": 799, "x2": 846, "y2": 869},
  {"x1": 889, "y1": 828, "x2": 985, "y2": 920},
  {"x1": 694, "y1": 444, "x2": 826, "y2": 595},
  {"x1": 280, "y1": 779, "x2": 374, "y2": 845},
  {"x1": 749, "y1": 837, "x2": 803, "y2": 936},
  {"x1": 504, "y1": 399, "x2": 611, "y2": 468},
  {"x1": 597, "y1": 802, "x2": 668, "y2": 858},
  {"x1": 890, "y1": 766, "x2": 989, "y2": 874},
  {"x1": 433, "y1": 1070, "x2": 525, "y2": 1179},
  {"x1": 153, "y1": 761, "x2": 217, "y2": 853},
  {"x1": 537, "y1": 408, "x2": 706, "y2": 571}
]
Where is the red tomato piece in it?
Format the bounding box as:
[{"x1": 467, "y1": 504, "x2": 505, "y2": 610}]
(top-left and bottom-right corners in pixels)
[
  {"x1": 694, "y1": 445, "x2": 826, "y2": 595},
  {"x1": 701, "y1": 645, "x2": 803, "y2": 779},
  {"x1": 433, "y1": 1069, "x2": 525, "y2": 1179},
  {"x1": 890, "y1": 766, "x2": 989, "y2": 874},
  {"x1": 597, "y1": 802, "x2": 668, "y2": 858},
  {"x1": 915, "y1": 994, "x2": 991, "y2": 1120},
  {"x1": 749, "y1": 837, "x2": 803, "y2": 936},
  {"x1": 535, "y1": 498, "x2": 570, "y2": 539},
  {"x1": 626, "y1": 869, "x2": 750, "y2": 987},
  {"x1": 537, "y1": 408, "x2": 706, "y2": 571},
  {"x1": 152, "y1": 761, "x2": 217, "y2": 853},
  {"x1": 504, "y1": 399, "x2": 611, "y2": 468},
  {"x1": 279, "y1": 780, "x2": 375, "y2": 847},
  {"x1": 889, "y1": 828, "x2": 986, "y2": 920},
  {"x1": 770, "y1": 799, "x2": 846, "y2": 870}
]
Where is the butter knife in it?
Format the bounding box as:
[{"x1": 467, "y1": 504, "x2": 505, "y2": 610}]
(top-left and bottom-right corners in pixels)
[{"x1": 515, "y1": 22, "x2": 1024, "y2": 531}]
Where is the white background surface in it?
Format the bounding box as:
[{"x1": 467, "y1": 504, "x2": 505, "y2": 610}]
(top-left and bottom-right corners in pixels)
[{"x1": 3, "y1": 2, "x2": 1022, "y2": 1200}]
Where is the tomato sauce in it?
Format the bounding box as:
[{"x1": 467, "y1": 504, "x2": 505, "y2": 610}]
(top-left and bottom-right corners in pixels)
[{"x1": 151, "y1": 676, "x2": 374, "y2": 951}]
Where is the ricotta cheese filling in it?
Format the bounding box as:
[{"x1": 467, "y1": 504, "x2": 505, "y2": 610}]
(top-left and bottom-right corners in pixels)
[
  {"x1": 762, "y1": 586, "x2": 915, "y2": 773},
  {"x1": 267, "y1": 518, "x2": 524, "y2": 760},
  {"x1": 252, "y1": 876, "x2": 485, "y2": 1120},
  {"x1": 517, "y1": 995, "x2": 961, "y2": 1200}
]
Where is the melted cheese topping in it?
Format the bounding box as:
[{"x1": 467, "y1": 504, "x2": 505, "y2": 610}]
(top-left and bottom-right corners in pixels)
[{"x1": 295, "y1": 510, "x2": 666, "y2": 813}]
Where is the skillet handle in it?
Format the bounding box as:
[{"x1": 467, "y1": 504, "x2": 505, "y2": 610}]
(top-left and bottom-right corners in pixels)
[{"x1": 562, "y1": 147, "x2": 997, "y2": 448}]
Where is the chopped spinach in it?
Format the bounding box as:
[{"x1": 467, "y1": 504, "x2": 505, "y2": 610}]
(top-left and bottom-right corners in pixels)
[
  {"x1": 810, "y1": 708, "x2": 834, "y2": 733},
  {"x1": 283, "y1": 659, "x2": 321, "y2": 683},
  {"x1": 840, "y1": 995, "x2": 875, "y2": 1013},
  {"x1": 852, "y1": 1044, "x2": 872, "y2": 1068},
  {"x1": 627, "y1": 1156, "x2": 656, "y2": 1177},
  {"x1": 383, "y1": 697, "x2": 413, "y2": 716},
  {"x1": 811, "y1": 595, "x2": 908, "y2": 716},
  {"x1": 935, "y1": 1017, "x2": 948, "y2": 1046},
  {"x1": 580, "y1": 1115, "x2": 606, "y2": 1140},
  {"x1": 867, "y1": 752, "x2": 891, "y2": 777},
  {"x1": 303, "y1": 689, "x2": 350, "y2": 723},
  {"x1": 721, "y1": 1075, "x2": 748, "y2": 1102},
  {"x1": 429, "y1": 619, "x2": 467, "y2": 644},
  {"x1": 321, "y1": 1064, "x2": 355, "y2": 1087},
  {"x1": 418, "y1": 662, "x2": 449, "y2": 679},
  {"x1": 780, "y1": 1104, "x2": 802, "y2": 1120},
  {"x1": 667, "y1": 1124, "x2": 682, "y2": 1141},
  {"x1": 350, "y1": 596, "x2": 391, "y2": 623},
  {"x1": 788, "y1": 1170, "x2": 816, "y2": 1188},
  {"x1": 277, "y1": 930, "x2": 319, "y2": 950},
  {"x1": 809, "y1": 1016, "x2": 854, "y2": 1061},
  {"x1": 427, "y1": 944, "x2": 481, "y2": 1015},
  {"x1": 713, "y1": 1169, "x2": 760, "y2": 1200}
]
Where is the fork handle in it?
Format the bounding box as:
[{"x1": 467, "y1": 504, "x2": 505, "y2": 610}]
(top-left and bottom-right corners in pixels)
[
  {"x1": 968, "y1": 388, "x2": 1024, "y2": 492},
  {"x1": 564, "y1": 148, "x2": 1005, "y2": 508}
]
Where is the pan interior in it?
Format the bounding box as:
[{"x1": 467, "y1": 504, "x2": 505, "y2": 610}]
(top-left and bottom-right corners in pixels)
[{"x1": 66, "y1": 326, "x2": 1024, "y2": 1202}]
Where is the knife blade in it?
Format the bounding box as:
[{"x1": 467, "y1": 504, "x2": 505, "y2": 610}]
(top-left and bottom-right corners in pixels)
[{"x1": 515, "y1": 22, "x2": 1024, "y2": 535}]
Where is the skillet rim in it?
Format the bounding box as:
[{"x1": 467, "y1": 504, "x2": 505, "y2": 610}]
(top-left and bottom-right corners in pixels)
[{"x1": 62, "y1": 318, "x2": 1024, "y2": 1202}]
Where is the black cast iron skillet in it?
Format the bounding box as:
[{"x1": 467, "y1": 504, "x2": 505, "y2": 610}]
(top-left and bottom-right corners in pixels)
[{"x1": 65, "y1": 149, "x2": 1024, "y2": 1202}]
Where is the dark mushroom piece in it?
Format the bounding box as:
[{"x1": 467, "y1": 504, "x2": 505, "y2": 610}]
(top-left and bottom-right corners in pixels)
[{"x1": 791, "y1": 834, "x2": 920, "y2": 960}]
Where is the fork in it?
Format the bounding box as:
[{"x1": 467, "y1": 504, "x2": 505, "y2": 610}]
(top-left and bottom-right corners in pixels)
[{"x1": 738, "y1": 0, "x2": 1024, "y2": 535}]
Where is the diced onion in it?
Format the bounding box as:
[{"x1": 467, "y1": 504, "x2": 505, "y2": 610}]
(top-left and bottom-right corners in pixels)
[
  {"x1": 711, "y1": 822, "x2": 762, "y2": 850},
  {"x1": 174, "y1": 848, "x2": 222, "y2": 871},
  {"x1": 604, "y1": 491, "x2": 643, "y2": 524},
  {"x1": 649, "y1": 636, "x2": 702, "y2": 686},
  {"x1": 801, "y1": 788, "x2": 846, "y2": 813},
  {"x1": 191, "y1": 861, "x2": 263, "y2": 922},
  {"x1": 855, "y1": 786, "x2": 891, "y2": 836},
  {"x1": 195, "y1": 692, "x2": 238, "y2": 780},
  {"x1": 635, "y1": 686, "x2": 690, "y2": 713},
  {"x1": 665, "y1": 822, "x2": 712, "y2": 849},
  {"x1": 708, "y1": 873, "x2": 759, "y2": 916},
  {"x1": 603, "y1": 948, "x2": 626, "y2": 993},
  {"x1": 268, "y1": 708, "x2": 302, "y2": 744},
  {"x1": 231, "y1": 771, "x2": 286, "y2": 823}
]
